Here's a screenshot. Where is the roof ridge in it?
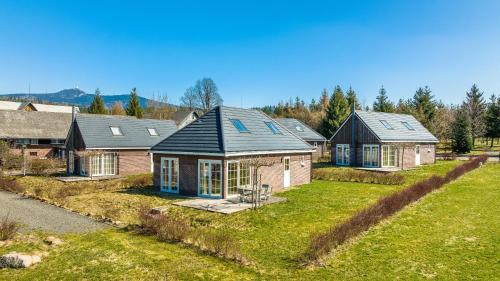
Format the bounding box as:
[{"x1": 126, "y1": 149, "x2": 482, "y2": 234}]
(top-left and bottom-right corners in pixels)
[{"x1": 218, "y1": 106, "x2": 227, "y2": 153}]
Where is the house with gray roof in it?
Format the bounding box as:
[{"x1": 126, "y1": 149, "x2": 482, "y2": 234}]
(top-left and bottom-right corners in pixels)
[
  {"x1": 330, "y1": 110, "x2": 438, "y2": 169},
  {"x1": 65, "y1": 114, "x2": 177, "y2": 177},
  {"x1": 0, "y1": 110, "x2": 72, "y2": 159},
  {"x1": 274, "y1": 118, "x2": 327, "y2": 161},
  {"x1": 172, "y1": 110, "x2": 199, "y2": 129},
  {"x1": 151, "y1": 106, "x2": 314, "y2": 198}
]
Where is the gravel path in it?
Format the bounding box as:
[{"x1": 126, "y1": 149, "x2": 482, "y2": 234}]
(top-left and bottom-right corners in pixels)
[{"x1": 0, "y1": 190, "x2": 107, "y2": 233}]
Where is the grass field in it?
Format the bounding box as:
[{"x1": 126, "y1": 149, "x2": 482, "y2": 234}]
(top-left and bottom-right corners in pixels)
[{"x1": 1, "y1": 161, "x2": 497, "y2": 280}]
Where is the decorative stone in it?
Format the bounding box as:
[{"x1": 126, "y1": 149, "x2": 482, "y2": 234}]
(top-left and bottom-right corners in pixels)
[
  {"x1": 0, "y1": 252, "x2": 42, "y2": 268},
  {"x1": 44, "y1": 236, "x2": 64, "y2": 246}
]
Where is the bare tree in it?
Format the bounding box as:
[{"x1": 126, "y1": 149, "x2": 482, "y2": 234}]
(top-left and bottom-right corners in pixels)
[
  {"x1": 432, "y1": 106, "x2": 456, "y2": 153},
  {"x1": 180, "y1": 78, "x2": 223, "y2": 113},
  {"x1": 180, "y1": 87, "x2": 198, "y2": 110}
]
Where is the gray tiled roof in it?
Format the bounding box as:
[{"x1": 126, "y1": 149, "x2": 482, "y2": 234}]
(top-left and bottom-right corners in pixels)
[
  {"x1": 75, "y1": 114, "x2": 178, "y2": 149},
  {"x1": 274, "y1": 118, "x2": 326, "y2": 142},
  {"x1": 354, "y1": 111, "x2": 438, "y2": 142},
  {"x1": 0, "y1": 110, "x2": 71, "y2": 139},
  {"x1": 152, "y1": 106, "x2": 313, "y2": 154}
]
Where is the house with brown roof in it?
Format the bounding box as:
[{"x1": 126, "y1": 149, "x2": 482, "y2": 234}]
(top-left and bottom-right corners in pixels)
[
  {"x1": 150, "y1": 106, "x2": 314, "y2": 198},
  {"x1": 0, "y1": 100, "x2": 80, "y2": 113},
  {"x1": 330, "y1": 110, "x2": 439, "y2": 169},
  {"x1": 65, "y1": 114, "x2": 178, "y2": 177},
  {"x1": 0, "y1": 110, "x2": 72, "y2": 159}
]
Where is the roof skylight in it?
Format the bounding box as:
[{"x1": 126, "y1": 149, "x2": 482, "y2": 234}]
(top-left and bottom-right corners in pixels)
[
  {"x1": 380, "y1": 120, "x2": 393, "y2": 130},
  {"x1": 110, "y1": 126, "x2": 123, "y2": 136},
  {"x1": 265, "y1": 122, "x2": 281, "y2": 134},
  {"x1": 148, "y1": 128, "x2": 159, "y2": 136},
  {"x1": 401, "y1": 121, "x2": 414, "y2": 130},
  {"x1": 230, "y1": 119, "x2": 249, "y2": 133},
  {"x1": 295, "y1": 125, "x2": 304, "y2": 132}
]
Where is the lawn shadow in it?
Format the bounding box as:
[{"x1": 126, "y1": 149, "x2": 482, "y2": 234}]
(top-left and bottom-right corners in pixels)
[{"x1": 117, "y1": 185, "x2": 188, "y2": 201}]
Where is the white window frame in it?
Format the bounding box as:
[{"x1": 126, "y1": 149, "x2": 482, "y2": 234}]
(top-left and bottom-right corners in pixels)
[
  {"x1": 336, "y1": 144, "x2": 350, "y2": 166},
  {"x1": 160, "y1": 157, "x2": 179, "y2": 193},
  {"x1": 80, "y1": 155, "x2": 87, "y2": 176},
  {"x1": 382, "y1": 145, "x2": 397, "y2": 167},
  {"x1": 300, "y1": 155, "x2": 305, "y2": 167},
  {"x1": 363, "y1": 144, "x2": 380, "y2": 167},
  {"x1": 89, "y1": 153, "x2": 117, "y2": 176},
  {"x1": 148, "y1": 128, "x2": 159, "y2": 136},
  {"x1": 110, "y1": 126, "x2": 123, "y2": 136},
  {"x1": 226, "y1": 160, "x2": 252, "y2": 198},
  {"x1": 198, "y1": 159, "x2": 223, "y2": 198}
]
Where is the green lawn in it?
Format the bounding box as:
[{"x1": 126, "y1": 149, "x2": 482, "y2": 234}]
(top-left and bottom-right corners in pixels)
[{"x1": 2, "y1": 161, "x2": 497, "y2": 280}]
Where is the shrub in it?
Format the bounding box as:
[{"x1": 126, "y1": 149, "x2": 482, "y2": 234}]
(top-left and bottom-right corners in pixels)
[
  {"x1": 306, "y1": 155, "x2": 488, "y2": 264},
  {"x1": 0, "y1": 215, "x2": 19, "y2": 241},
  {"x1": 313, "y1": 168, "x2": 405, "y2": 185},
  {"x1": 0, "y1": 177, "x2": 25, "y2": 193},
  {"x1": 138, "y1": 206, "x2": 190, "y2": 242},
  {"x1": 29, "y1": 158, "x2": 63, "y2": 176},
  {"x1": 124, "y1": 174, "x2": 153, "y2": 188},
  {"x1": 194, "y1": 230, "x2": 245, "y2": 262}
]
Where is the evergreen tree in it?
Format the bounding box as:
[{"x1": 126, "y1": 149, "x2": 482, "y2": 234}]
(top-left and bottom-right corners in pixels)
[
  {"x1": 451, "y1": 109, "x2": 473, "y2": 154},
  {"x1": 395, "y1": 98, "x2": 414, "y2": 114},
  {"x1": 346, "y1": 86, "x2": 361, "y2": 110},
  {"x1": 320, "y1": 86, "x2": 349, "y2": 138},
  {"x1": 462, "y1": 84, "x2": 486, "y2": 146},
  {"x1": 126, "y1": 87, "x2": 143, "y2": 118},
  {"x1": 373, "y1": 86, "x2": 394, "y2": 112},
  {"x1": 413, "y1": 86, "x2": 436, "y2": 131},
  {"x1": 88, "y1": 88, "x2": 107, "y2": 114},
  {"x1": 484, "y1": 94, "x2": 500, "y2": 147}
]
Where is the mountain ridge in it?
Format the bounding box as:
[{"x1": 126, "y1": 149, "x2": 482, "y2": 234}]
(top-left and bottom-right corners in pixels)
[{"x1": 0, "y1": 88, "x2": 171, "y2": 108}]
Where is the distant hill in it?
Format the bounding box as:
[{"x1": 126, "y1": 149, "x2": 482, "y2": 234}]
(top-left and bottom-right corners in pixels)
[{"x1": 0, "y1": 88, "x2": 168, "y2": 108}]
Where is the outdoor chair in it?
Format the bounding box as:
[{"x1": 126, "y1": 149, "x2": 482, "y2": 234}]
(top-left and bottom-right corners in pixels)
[{"x1": 260, "y1": 184, "x2": 271, "y2": 201}]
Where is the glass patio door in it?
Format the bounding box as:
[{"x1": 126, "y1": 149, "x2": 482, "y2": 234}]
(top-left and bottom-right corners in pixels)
[
  {"x1": 198, "y1": 160, "x2": 222, "y2": 198},
  {"x1": 363, "y1": 145, "x2": 379, "y2": 167},
  {"x1": 161, "y1": 158, "x2": 179, "y2": 193}
]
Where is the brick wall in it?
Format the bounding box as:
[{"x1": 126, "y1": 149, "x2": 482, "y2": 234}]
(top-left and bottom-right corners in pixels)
[
  {"x1": 11, "y1": 147, "x2": 54, "y2": 159},
  {"x1": 117, "y1": 150, "x2": 152, "y2": 176},
  {"x1": 308, "y1": 141, "x2": 326, "y2": 162},
  {"x1": 153, "y1": 152, "x2": 312, "y2": 198}
]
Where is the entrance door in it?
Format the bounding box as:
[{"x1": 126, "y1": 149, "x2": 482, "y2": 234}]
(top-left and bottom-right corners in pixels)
[
  {"x1": 198, "y1": 160, "x2": 222, "y2": 198},
  {"x1": 283, "y1": 157, "x2": 291, "y2": 188},
  {"x1": 415, "y1": 145, "x2": 421, "y2": 166},
  {"x1": 161, "y1": 158, "x2": 179, "y2": 193}
]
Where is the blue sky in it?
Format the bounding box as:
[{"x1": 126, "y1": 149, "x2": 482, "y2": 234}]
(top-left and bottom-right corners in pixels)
[{"x1": 1, "y1": 0, "x2": 499, "y2": 107}]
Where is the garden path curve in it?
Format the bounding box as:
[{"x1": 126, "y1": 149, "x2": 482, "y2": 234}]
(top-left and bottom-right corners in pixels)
[{"x1": 0, "y1": 190, "x2": 107, "y2": 233}]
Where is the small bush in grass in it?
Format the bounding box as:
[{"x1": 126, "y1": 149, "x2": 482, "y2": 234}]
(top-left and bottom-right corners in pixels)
[
  {"x1": 0, "y1": 177, "x2": 25, "y2": 193},
  {"x1": 313, "y1": 168, "x2": 405, "y2": 185},
  {"x1": 194, "y1": 229, "x2": 245, "y2": 262},
  {"x1": 138, "y1": 205, "x2": 190, "y2": 242},
  {"x1": 306, "y1": 155, "x2": 488, "y2": 264},
  {"x1": 30, "y1": 158, "x2": 63, "y2": 176},
  {"x1": 124, "y1": 174, "x2": 152, "y2": 188},
  {"x1": 0, "y1": 215, "x2": 19, "y2": 241}
]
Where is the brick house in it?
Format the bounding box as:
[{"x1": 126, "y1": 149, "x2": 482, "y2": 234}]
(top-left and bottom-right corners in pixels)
[
  {"x1": 65, "y1": 114, "x2": 177, "y2": 177},
  {"x1": 330, "y1": 110, "x2": 438, "y2": 169},
  {"x1": 151, "y1": 106, "x2": 314, "y2": 199},
  {"x1": 0, "y1": 110, "x2": 71, "y2": 159},
  {"x1": 275, "y1": 118, "x2": 327, "y2": 161}
]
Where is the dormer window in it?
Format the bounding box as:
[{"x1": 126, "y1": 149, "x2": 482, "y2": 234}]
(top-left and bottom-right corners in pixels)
[
  {"x1": 295, "y1": 125, "x2": 304, "y2": 132},
  {"x1": 110, "y1": 126, "x2": 123, "y2": 136},
  {"x1": 401, "y1": 121, "x2": 414, "y2": 130},
  {"x1": 230, "y1": 119, "x2": 249, "y2": 133},
  {"x1": 148, "y1": 128, "x2": 159, "y2": 136},
  {"x1": 265, "y1": 122, "x2": 281, "y2": 134},
  {"x1": 380, "y1": 120, "x2": 393, "y2": 130}
]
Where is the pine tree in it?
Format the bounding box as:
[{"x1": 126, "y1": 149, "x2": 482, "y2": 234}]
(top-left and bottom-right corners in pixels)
[
  {"x1": 88, "y1": 88, "x2": 107, "y2": 114},
  {"x1": 451, "y1": 109, "x2": 473, "y2": 154},
  {"x1": 413, "y1": 86, "x2": 436, "y2": 131},
  {"x1": 126, "y1": 88, "x2": 143, "y2": 118},
  {"x1": 484, "y1": 94, "x2": 500, "y2": 147},
  {"x1": 395, "y1": 98, "x2": 414, "y2": 114},
  {"x1": 319, "y1": 86, "x2": 349, "y2": 138},
  {"x1": 462, "y1": 84, "x2": 486, "y2": 146},
  {"x1": 346, "y1": 86, "x2": 361, "y2": 110},
  {"x1": 373, "y1": 86, "x2": 394, "y2": 112}
]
